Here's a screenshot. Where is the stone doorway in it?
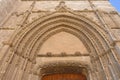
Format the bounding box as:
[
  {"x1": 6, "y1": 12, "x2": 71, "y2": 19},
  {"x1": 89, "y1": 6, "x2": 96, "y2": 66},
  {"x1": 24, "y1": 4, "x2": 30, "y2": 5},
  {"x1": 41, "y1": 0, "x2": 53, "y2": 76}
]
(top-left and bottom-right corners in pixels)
[
  {"x1": 38, "y1": 63, "x2": 88, "y2": 80},
  {"x1": 42, "y1": 73, "x2": 87, "y2": 80}
]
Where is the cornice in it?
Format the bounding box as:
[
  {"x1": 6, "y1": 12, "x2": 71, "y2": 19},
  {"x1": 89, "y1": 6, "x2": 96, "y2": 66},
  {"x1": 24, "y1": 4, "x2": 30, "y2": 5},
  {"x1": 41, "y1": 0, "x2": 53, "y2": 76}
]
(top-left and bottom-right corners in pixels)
[
  {"x1": 37, "y1": 52, "x2": 89, "y2": 57},
  {"x1": 0, "y1": 27, "x2": 15, "y2": 30}
]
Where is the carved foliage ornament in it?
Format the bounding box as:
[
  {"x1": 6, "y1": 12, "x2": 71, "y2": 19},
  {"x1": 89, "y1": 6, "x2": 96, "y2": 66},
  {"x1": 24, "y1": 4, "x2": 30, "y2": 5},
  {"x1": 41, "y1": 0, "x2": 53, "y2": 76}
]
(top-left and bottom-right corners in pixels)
[{"x1": 55, "y1": 1, "x2": 72, "y2": 12}]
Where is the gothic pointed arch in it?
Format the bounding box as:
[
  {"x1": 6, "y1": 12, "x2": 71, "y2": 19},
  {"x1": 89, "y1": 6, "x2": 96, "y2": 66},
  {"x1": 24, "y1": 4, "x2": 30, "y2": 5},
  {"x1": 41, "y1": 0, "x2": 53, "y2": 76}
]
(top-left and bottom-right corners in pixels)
[
  {"x1": 11, "y1": 12, "x2": 110, "y2": 55},
  {"x1": 5, "y1": 11, "x2": 114, "y2": 80},
  {"x1": 0, "y1": 1, "x2": 120, "y2": 80}
]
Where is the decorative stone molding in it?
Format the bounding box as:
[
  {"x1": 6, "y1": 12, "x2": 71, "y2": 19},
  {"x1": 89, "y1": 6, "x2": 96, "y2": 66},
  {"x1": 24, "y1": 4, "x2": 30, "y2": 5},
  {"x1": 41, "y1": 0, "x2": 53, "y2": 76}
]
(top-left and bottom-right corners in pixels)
[
  {"x1": 55, "y1": 1, "x2": 72, "y2": 12},
  {"x1": 109, "y1": 11, "x2": 118, "y2": 14},
  {"x1": 37, "y1": 52, "x2": 89, "y2": 57},
  {"x1": 110, "y1": 40, "x2": 120, "y2": 47},
  {"x1": 33, "y1": 61, "x2": 89, "y2": 77},
  {"x1": 11, "y1": 12, "x2": 25, "y2": 17},
  {"x1": 0, "y1": 27, "x2": 15, "y2": 30},
  {"x1": 2, "y1": 41, "x2": 12, "y2": 47}
]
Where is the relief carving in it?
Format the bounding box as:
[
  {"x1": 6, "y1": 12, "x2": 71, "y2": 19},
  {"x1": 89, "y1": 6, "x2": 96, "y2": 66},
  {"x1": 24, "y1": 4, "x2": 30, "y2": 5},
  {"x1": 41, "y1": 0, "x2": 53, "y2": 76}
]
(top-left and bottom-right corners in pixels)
[{"x1": 55, "y1": 1, "x2": 72, "y2": 12}]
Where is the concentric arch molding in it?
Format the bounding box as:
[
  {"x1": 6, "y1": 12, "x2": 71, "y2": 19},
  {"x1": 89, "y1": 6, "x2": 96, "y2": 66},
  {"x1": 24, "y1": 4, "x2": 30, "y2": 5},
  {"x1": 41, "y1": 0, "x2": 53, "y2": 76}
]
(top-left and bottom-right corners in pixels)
[{"x1": 9, "y1": 11, "x2": 110, "y2": 62}]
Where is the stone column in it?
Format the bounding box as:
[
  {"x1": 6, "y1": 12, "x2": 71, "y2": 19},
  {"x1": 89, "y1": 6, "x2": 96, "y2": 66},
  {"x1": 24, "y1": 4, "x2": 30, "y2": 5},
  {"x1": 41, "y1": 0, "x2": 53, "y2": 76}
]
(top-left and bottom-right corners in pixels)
[
  {"x1": 108, "y1": 64, "x2": 118, "y2": 80},
  {"x1": 114, "y1": 42, "x2": 120, "y2": 59},
  {"x1": 21, "y1": 60, "x2": 33, "y2": 80},
  {"x1": 88, "y1": 69, "x2": 93, "y2": 80},
  {"x1": 0, "y1": 53, "x2": 19, "y2": 80},
  {"x1": 13, "y1": 56, "x2": 25, "y2": 80},
  {"x1": 30, "y1": 74, "x2": 39, "y2": 80},
  {"x1": 107, "y1": 51, "x2": 120, "y2": 79}
]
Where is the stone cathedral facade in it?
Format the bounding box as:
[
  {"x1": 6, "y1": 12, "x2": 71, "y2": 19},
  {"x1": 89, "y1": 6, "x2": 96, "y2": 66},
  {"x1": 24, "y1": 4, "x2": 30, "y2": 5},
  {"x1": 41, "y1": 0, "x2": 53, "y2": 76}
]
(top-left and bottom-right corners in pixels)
[{"x1": 0, "y1": 0, "x2": 120, "y2": 80}]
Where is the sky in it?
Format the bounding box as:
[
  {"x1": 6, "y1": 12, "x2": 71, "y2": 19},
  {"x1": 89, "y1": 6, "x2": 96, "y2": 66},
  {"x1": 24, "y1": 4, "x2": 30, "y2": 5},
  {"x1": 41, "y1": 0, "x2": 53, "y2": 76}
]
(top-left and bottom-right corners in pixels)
[{"x1": 110, "y1": 0, "x2": 120, "y2": 12}]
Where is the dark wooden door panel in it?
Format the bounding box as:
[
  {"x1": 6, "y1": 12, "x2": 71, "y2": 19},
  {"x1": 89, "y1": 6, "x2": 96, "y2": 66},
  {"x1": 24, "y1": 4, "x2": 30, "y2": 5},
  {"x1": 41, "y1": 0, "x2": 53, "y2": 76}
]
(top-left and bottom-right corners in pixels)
[{"x1": 42, "y1": 73, "x2": 87, "y2": 80}]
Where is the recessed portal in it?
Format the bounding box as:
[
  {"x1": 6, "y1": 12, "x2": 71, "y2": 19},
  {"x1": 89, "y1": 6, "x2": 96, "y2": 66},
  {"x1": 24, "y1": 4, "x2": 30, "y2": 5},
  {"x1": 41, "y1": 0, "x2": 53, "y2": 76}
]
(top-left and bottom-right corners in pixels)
[{"x1": 42, "y1": 73, "x2": 87, "y2": 80}]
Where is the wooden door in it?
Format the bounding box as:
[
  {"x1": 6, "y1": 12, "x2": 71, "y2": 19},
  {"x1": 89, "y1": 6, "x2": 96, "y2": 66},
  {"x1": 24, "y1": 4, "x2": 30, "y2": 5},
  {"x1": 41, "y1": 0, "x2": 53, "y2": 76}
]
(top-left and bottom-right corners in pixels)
[{"x1": 42, "y1": 73, "x2": 87, "y2": 80}]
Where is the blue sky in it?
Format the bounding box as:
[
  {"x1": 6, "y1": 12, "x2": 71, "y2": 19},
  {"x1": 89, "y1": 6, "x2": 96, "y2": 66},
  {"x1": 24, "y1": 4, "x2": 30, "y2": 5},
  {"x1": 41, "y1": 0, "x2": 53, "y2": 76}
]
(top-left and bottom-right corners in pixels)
[{"x1": 110, "y1": 0, "x2": 120, "y2": 12}]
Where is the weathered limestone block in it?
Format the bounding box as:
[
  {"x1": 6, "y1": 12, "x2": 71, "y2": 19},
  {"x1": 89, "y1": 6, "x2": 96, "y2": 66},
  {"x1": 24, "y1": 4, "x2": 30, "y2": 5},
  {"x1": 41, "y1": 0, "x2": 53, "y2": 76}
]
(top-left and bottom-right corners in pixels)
[
  {"x1": 92, "y1": 1, "x2": 116, "y2": 12},
  {"x1": 0, "y1": 30, "x2": 14, "y2": 49},
  {"x1": 112, "y1": 29, "x2": 120, "y2": 40},
  {"x1": 0, "y1": 0, "x2": 18, "y2": 26},
  {"x1": 111, "y1": 14, "x2": 120, "y2": 28}
]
